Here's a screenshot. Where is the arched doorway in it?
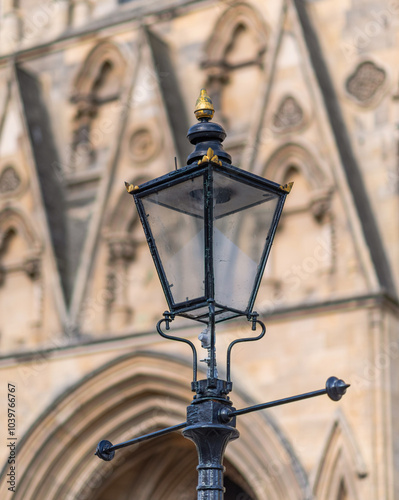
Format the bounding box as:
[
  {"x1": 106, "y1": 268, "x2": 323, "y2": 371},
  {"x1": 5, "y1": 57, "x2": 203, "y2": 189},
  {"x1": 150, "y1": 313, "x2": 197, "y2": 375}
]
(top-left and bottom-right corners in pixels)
[
  {"x1": 2, "y1": 352, "x2": 309, "y2": 500},
  {"x1": 94, "y1": 433, "x2": 255, "y2": 500}
]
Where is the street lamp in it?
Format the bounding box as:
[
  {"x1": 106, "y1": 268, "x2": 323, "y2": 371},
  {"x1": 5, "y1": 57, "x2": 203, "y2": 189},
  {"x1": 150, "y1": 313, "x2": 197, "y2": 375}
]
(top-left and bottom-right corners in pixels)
[{"x1": 95, "y1": 89, "x2": 349, "y2": 499}]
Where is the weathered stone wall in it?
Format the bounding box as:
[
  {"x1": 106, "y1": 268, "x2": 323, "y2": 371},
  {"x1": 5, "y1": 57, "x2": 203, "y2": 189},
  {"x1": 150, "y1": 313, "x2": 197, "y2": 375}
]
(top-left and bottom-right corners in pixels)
[{"x1": 0, "y1": 1, "x2": 398, "y2": 499}]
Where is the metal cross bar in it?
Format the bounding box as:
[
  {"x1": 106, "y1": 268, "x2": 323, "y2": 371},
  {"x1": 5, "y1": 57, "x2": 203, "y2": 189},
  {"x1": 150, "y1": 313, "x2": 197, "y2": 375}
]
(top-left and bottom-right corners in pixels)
[
  {"x1": 95, "y1": 422, "x2": 187, "y2": 461},
  {"x1": 219, "y1": 377, "x2": 350, "y2": 423}
]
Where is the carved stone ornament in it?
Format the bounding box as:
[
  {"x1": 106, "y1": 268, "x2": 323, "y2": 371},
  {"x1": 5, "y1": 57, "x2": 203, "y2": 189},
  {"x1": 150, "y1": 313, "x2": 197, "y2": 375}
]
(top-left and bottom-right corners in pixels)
[
  {"x1": 105, "y1": 271, "x2": 117, "y2": 306},
  {"x1": 346, "y1": 61, "x2": 386, "y2": 104},
  {"x1": 272, "y1": 96, "x2": 304, "y2": 132},
  {"x1": 128, "y1": 128, "x2": 158, "y2": 163},
  {"x1": 0, "y1": 166, "x2": 21, "y2": 194},
  {"x1": 310, "y1": 188, "x2": 334, "y2": 223},
  {"x1": 23, "y1": 257, "x2": 41, "y2": 280},
  {"x1": 108, "y1": 237, "x2": 137, "y2": 262}
]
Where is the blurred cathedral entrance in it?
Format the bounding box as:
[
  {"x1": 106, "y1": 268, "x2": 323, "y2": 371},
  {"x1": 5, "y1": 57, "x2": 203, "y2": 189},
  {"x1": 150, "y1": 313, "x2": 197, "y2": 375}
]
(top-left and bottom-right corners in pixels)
[
  {"x1": 10, "y1": 353, "x2": 308, "y2": 500},
  {"x1": 94, "y1": 433, "x2": 255, "y2": 500}
]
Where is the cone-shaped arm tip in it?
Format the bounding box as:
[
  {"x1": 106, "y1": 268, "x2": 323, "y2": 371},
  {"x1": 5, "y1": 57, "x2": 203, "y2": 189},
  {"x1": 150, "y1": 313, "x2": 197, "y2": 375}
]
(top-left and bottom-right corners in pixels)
[{"x1": 326, "y1": 376, "x2": 350, "y2": 401}]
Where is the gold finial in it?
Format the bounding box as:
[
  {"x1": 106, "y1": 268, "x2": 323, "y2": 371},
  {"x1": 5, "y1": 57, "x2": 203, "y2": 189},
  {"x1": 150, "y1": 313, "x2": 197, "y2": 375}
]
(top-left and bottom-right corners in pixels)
[
  {"x1": 279, "y1": 181, "x2": 294, "y2": 193},
  {"x1": 125, "y1": 181, "x2": 139, "y2": 193},
  {"x1": 194, "y1": 88, "x2": 215, "y2": 121}
]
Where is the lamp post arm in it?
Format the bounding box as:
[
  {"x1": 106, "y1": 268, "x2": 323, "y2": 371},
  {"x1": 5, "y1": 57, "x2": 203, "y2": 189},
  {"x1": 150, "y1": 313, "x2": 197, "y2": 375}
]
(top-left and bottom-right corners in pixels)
[
  {"x1": 219, "y1": 377, "x2": 350, "y2": 423},
  {"x1": 226, "y1": 315, "x2": 266, "y2": 383},
  {"x1": 157, "y1": 314, "x2": 198, "y2": 383},
  {"x1": 95, "y1": 422, "x2": 187, "y2": 462}
]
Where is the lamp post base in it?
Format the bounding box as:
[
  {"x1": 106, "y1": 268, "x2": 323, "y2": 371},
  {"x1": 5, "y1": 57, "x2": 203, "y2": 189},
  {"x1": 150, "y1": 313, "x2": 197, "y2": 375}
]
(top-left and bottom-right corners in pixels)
[{"x1": 183, "y1": 399, "x2": 239, "y2": 500}]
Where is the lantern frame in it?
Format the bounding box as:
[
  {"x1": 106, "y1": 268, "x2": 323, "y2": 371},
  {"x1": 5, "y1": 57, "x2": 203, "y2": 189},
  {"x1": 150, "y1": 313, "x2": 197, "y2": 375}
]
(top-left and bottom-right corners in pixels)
[{"x1": 132, "y1": 159, "x2": 292, "y2": 324}]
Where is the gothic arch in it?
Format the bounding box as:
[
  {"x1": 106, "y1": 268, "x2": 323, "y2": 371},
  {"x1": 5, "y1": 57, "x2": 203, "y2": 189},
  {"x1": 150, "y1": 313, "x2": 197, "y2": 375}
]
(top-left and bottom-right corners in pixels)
[
  {"x1": 257, "y1": 143, "x2": 336, "y2": 306},
  {"x1": 0, "y1": 208, "x2": 43, "y2": 348},
  {"x1": 202, "y1": 3, "x2": 269, "y2": 132},
  {"x1": 0, "y1": 207, "x2": 42, "y2": 263},
  {"x1": 69, "y1": 40, "x2": 129, "y2": 172},
  {"x1": 203, "y1": 3, "x2": 269, "y2": 68},
  {"x1": 313, "y1": 411, "x2": 367, "y2": 500},
  {"x1": 72, "y1": 41, "x2": 128, "y2": 100},
  {"x1": 263, "y1": 142, "x2": 332, "y2": 191},
  {"x1": 263, "y1": 142, "x2": 335, "y2": 222},
  {"x1": 3, "y1": 351, "x2": 310, "y2": 500}
]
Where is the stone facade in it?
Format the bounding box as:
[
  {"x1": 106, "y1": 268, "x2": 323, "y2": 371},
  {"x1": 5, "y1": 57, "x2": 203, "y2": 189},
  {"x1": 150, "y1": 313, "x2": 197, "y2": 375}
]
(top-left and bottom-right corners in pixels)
[{"x1": 0, "y1": 0, "x2": 399, "y2": 499}]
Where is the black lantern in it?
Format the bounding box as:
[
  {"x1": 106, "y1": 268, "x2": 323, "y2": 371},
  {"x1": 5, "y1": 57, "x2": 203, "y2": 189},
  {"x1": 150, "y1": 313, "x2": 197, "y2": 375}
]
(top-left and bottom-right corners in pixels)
[
  {"x1": 130, "y1": 138, "x2": 292, "y2": 325},
  {"x1": 97, "y1": 90, "x2": 349, "y2": 500}
]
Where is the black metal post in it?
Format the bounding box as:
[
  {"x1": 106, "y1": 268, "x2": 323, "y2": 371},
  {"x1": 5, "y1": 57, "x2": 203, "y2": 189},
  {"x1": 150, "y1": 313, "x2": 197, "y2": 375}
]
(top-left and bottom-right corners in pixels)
[
  {"x1": 183, "y1": 298, "x2": 238, "y2": 499},
  {"x1": 95, "y1": 314, "x2": 349, "y2": 500},
  {"x1": 94, "y1": 90, "x2": 350, "y2": 500},
  {"x1": 183, "y1": 400, "x2": 239, "y2": 500}
]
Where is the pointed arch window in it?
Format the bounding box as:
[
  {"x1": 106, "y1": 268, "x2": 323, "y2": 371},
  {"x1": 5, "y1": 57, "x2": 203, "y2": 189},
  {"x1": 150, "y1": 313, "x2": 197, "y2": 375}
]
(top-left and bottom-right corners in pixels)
[
  {"x1": 69, "y1": 42, "x2": 126, "y2": 174},
  {"x1": 202, "y1": 5, "x2": 269, "y2": 134},
  {"x1": 313, "y1": 412, "x2": 367, "y2": 500},
  {"x1": 260, "y1": 135, "x2": 380, "y2": 309},
  {"x1": 0, "y1": 209, "x2": 43, "y2": 351},
  {"x1": 258, "y1": 145, "x2": 335, "y2": 308},
  {"x1": 337, "y1": 480, "x2": 349, "y2": 500}
]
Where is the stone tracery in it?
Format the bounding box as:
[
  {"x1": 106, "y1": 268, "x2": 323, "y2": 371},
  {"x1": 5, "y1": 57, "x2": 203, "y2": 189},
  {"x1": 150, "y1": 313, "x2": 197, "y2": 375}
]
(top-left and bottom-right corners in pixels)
[
  {"x1": 313, "y1": 411, "x2": 366, "y2": 500},
  {"x1": 69, "y1": 41, "x2": 127, "y2": 174},
  {"x1": 272, "y1": 95, "x2": 304, "y2": 132},
  {"x1": 101, "y1": 181, "x2": 149, "y2": 330},
  {"x1": 202, "y1": 4, "x2": 269, "y2": 132},
  {"x1": 0, "y1": 208, "x2": 43, "y2": 348},
  {"x1": 0, "y1": 164, "x2": 21, "y2": 194},
  {"x1": 258, "y1": 144, "x2": 336, "y2": 306},
  {"x1": 346, "y1": 61, "x2": 387, "y2": 105}
]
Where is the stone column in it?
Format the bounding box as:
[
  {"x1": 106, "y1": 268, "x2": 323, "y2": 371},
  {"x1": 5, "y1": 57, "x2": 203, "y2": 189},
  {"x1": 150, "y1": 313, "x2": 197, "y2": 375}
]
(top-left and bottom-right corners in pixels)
[
  {"x1": 0, "y1": 10, "x2": 22, "y2": 54},
  {"x1": 71, "y1": 0, "x2": 92, "y2": 28},
  {"x1": 106, "y1": 237, "x2": 136, "y2": 329}
]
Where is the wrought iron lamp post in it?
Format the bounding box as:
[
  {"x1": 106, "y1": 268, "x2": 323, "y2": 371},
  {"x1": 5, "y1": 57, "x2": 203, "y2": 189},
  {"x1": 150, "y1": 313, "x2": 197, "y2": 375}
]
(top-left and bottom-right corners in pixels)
[{"x1": 95, "y1": 89, "x2": 349, "y2": 499}]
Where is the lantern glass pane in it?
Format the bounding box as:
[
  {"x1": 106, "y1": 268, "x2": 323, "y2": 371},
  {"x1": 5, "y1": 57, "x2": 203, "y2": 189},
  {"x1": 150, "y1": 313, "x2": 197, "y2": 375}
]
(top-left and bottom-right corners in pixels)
[
  {"x1": 212, "y1": 172, "x2": 279, "y2": 312},
  {"x1": 141, "y1": 175, "x2": 205, "y2": 305},
  {"x1": 137, "y1": 165, "x2": 284, "y2": 321}
]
